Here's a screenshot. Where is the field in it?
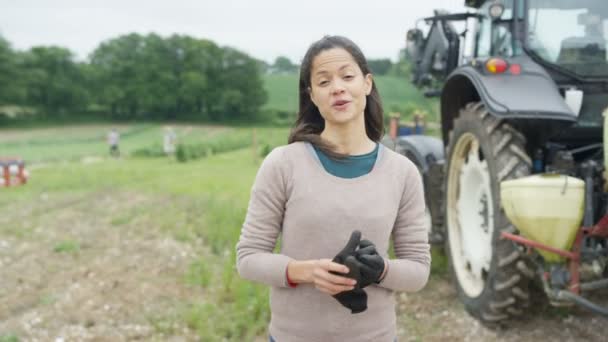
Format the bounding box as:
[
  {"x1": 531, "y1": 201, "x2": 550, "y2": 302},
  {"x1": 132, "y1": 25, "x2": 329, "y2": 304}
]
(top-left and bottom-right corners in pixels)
[
  {"x1": 1, "y1": 124, "x2": 606, "y2": 341},
  {"x1": 0, "y1": 125, "x2": 284, "y2": 341}
]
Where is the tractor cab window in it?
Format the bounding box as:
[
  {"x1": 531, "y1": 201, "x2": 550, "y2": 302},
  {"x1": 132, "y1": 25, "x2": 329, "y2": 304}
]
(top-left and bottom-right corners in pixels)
[
  {"x1": 527, "y1": 0, "x2": 608, "y2": 78},
  {"x1": 476, "y1": 0, "x2": 517, "y2": 58}
]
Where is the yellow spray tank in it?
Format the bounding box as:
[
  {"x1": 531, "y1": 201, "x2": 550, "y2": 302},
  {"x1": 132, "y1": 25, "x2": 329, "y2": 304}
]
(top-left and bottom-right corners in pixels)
[
  {"x1": 500, "y1": 174, "x2": 585, "y2": 263},
  {"x1": 500, "y1": 108, "x2": 608, "y2": 263}
]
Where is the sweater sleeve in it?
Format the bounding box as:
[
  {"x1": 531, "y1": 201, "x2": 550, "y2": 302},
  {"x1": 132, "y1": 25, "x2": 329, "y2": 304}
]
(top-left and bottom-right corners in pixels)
[
  {"x1": 236, "y1": 147, "x2": 294, "y2": 287},
  {"x1": 379, "y1": 161, "x2": 431, "y2": 292}
]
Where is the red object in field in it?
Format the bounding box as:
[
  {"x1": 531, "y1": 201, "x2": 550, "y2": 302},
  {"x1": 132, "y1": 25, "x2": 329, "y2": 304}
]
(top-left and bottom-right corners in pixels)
[{"x1": 0, "y1": 158, "x2": 28, "y2": 187}]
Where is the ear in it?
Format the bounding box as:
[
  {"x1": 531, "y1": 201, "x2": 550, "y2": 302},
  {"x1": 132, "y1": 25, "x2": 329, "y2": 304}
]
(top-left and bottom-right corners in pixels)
[{"x1": 364, "y1": 73, "x2": 373, "y2": 96}]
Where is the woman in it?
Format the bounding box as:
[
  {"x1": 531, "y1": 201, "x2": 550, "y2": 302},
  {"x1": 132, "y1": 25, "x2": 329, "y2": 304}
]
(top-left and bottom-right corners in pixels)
[{"x1": 236, "y1": 35, "x2": 430, "y2": 342}]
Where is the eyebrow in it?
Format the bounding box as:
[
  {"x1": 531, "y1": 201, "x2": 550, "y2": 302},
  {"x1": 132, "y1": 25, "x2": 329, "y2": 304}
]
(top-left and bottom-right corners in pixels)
[{"x1": 313, "y1": 63, "x2": 353, "y2": 77}]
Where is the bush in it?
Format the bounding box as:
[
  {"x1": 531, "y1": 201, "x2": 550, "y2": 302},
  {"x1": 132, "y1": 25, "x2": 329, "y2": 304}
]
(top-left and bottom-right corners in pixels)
[
  {"x1": 0, "y1": 113, "x2": 10, "y2": 126},
  {"x1": 176, "y1": 143, "x2": 188, "y2": 163},
  {"x1": 132, "y1": 144, "x2": 165, "y2": 158},
  {"x1": 260, "y1": 108, "x2": 296, "y2": 127},
  {"x1": 175, "y1": 133, "x2": 252, "y2": 163}
]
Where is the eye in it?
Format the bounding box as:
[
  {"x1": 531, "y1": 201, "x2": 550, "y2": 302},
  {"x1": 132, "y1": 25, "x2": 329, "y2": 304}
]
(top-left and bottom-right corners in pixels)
[
  {"x1": 344, "y1": 74, "x2": 354, "y2": 80},
  {"x1": 318, "y1": 80, "x2": 329, "y2": 86}
]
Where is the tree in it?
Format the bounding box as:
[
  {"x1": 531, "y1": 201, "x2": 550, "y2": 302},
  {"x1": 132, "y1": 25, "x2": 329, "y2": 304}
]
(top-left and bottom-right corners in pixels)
[
  {"x1": 255, "y1": 59, "x2": 270, "y2": 74},
  {"x1": 20, "y1": 46, "x2": 89, "y2": 117},
  {"x1": 367, "y1": 58, "x2": 393, "y2": 76},
  {"x1": 271, "y1": 56, "x2": 297, "y2": 74},
  {"x1": 216, "y1": 47, "x2": 268, "y2": 121},
  {"x1": 0, "y1": 36, "x2": 23, "y2": 106},
  {"x1": 89, "y1": 33, "x2": 266, "y2": 122},
  {"x1": 89, "y1": 33, "x2": 147, "y2": 119}
]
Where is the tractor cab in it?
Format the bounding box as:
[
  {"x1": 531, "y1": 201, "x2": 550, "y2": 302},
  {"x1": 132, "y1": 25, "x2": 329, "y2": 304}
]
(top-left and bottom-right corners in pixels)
[
  {"x1": 524, "y1": 0, "x2": 608, "y2": 134},
  {"x1": 407, "y1": 0, "x2": 608, "y2": 142},
  {"x1": 525, "y1": 1, "x2": 608, "y2": 79}
]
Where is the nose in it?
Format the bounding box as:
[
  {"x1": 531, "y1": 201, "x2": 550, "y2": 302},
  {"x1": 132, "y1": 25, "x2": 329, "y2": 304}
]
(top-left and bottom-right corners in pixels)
[{"x1": 330, "y1": 78, "x2": 346, "y2": 95}]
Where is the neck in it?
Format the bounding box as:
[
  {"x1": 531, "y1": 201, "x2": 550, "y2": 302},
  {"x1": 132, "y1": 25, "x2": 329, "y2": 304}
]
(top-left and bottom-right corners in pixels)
[{"x1": 321, "y1": 116, "x2": 375, "y2": 155}]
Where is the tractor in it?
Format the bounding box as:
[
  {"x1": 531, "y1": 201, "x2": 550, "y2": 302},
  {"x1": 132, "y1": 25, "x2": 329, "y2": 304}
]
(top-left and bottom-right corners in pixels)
[{"x1": 388, "y1": 0, "x2": 608, "y2": 326}]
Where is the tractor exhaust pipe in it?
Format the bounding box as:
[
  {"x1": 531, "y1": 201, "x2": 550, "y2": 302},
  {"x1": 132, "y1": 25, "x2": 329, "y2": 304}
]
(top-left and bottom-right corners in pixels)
[{"x1": 556, "y1": 290, "x2": 608, "y2": 316}]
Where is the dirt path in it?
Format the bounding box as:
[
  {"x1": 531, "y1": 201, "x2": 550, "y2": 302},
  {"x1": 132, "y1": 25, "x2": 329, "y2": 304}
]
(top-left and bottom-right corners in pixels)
[{"x1": 2, "y1": 190, "x2": 607, "y2": 341}]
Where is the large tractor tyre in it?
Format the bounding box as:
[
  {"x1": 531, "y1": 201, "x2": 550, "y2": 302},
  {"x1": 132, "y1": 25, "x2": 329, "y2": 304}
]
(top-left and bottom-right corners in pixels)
[
  {"x1": 395, "y1": 145, "x2": 439, "y2": 244},
  {"x1": 444, "y1": 102, "x2": 535, "y2": 326}
]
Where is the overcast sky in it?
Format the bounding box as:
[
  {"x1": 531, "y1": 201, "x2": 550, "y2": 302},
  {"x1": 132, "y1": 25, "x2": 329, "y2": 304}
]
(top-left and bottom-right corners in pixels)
[{"x1": 0, "y1": 0, "x2": 468, "y2": 63}]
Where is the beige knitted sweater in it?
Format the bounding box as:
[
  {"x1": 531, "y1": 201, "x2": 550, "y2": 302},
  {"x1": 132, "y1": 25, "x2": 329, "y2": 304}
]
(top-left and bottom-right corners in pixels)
[{"x1": 236, "y1": 142, "x2": 431, "y2": 342}]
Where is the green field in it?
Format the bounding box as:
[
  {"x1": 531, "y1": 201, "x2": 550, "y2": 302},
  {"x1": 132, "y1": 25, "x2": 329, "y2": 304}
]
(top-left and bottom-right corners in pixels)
[
  {"x1": 0, "y1": 124, "x2": 262, "y2": 164},
  {"x1": 263, "y1": 73, "x2": 439, "y2": 121}
]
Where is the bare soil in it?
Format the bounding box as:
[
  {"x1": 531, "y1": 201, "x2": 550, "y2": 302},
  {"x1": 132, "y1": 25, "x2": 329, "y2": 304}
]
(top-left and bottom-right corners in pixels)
[
  {"x1": 396, "y1": 264, "x2": 608, "y2": 341},
  {"x1": 1, "y1": 191, "x2": 607, "y2": 341},
  {"x1": 0, "y1": 191, "x2": 203, "y2": 341}
]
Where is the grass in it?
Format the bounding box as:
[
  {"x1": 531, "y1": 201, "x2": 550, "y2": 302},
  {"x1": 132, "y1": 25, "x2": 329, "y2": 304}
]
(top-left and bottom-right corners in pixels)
[
  {"x1": 53, "y1": 240, "x2": 81, "y2": 254},
  {"x1": 430, "y1": 246, "x2": 448, "y2": 277},
  {"x1": 184, "y1": 258, "x2": 212, "y2": 288},
  {"x1": 0, "y1": 335, "x2": 19, "y2": 342}
]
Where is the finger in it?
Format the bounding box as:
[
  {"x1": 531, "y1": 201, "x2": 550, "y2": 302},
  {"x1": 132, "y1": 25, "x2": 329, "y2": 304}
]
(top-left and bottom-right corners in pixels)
[
  {"x1": 359, "y1": 239, "x2": 374, "y2": 249},
  {"x1": 360, "y1": 254, "x2": 385, "y2": 269},
  {"x1": 357, "y1": 258, "x2": 375, "y2": 273},
  {"x1": 344, "y1": 256, "x2": 362, "y2": 281},
  {"x1": 315, "y1": 268, "x2": 357, "y2": 286},
  {"x1": 358, "y1": 260, "x2": 381, "y2": 278},
  {"x1": 314, "y1": 278, "x2": 355, "y2": 294},
  {"x1": 344, "y1": 255, "x2": 361, "y2": 273},
  {"x1": 339, "y1": 230, "x2": 361, "y2": 255},
  {"x1": 348, "y1": 255, "x2": 378, "y2": 278},
  {"x1": 355, "y1": 245, "x2": 377, "y2": 257},
  {"x1": 321, "y1": 259, "x2": 350, "y2": 275}
]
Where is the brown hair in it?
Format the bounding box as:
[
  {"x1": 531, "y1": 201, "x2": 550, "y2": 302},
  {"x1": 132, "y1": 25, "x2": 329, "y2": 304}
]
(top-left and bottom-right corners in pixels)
[{"x1": 287, "y1": 35, "x2": 384, "y2": 159}]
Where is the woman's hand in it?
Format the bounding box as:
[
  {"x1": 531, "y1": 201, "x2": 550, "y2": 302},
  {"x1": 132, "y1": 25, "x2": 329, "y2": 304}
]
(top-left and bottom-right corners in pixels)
[
  {"x1": 312, "y1": 259, "x2": 358, "y2": 295},
  {"x1": 354, "y1": 239, "x2": 387, "y2": 286},
  {"x1": 287, "y1": 259, "x2": 357, "y2": 295}
]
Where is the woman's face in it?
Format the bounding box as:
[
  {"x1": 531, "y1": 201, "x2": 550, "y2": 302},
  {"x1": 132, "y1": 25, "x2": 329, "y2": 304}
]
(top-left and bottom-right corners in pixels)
[{"x1": 309, "y1": 48, "x2": 372, "y2": 127}]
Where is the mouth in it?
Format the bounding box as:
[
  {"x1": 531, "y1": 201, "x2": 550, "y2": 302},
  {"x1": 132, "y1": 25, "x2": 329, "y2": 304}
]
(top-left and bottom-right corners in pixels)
[{"x1": 332, "y1": 100, "x2": 351, "y2": 109}]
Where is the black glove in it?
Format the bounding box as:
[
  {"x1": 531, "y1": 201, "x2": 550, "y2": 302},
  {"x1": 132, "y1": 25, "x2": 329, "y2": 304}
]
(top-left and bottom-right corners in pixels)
[
  {"x1": 332, "y1": 230, "x2": 361, "y2": 265},
  {"x1": 355, "y1": 239, "x2": 385, "y2": 288},
  {"x1": 331, "y1": 230, "x2": 362, "y2": 280},
  {"x1": 331, "y1": 231, "x2": 368, "y2": 313},
  {"x1": 333, "y1": 288, "x2": 367, "y2": 314}
]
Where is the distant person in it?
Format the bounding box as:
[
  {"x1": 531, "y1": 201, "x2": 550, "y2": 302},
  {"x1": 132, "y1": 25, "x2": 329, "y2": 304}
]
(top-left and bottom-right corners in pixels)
[
  {"x1": 163, "y1": 126, "x2": 177, "y2": 155},
  {"x1": 107, "y1": 128, "x2": 120, "y2": 158},
  {"x1": 236, "y1": 35, "x2": 430, "y2": 342}
]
